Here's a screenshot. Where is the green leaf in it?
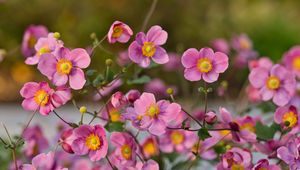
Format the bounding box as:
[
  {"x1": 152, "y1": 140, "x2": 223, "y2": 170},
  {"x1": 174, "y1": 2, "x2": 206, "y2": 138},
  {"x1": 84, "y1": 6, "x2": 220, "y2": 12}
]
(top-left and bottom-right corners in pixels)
[
  {"x1": 86, "y1": 69, "x2": 97, "y2": 76},
  {"x1": 171, "y1": 161, "x2": 188, "y2": 170},
  {"x1": 126, "y1": 75, "x2": 151, "y2": 85},
  {"x1": 197, "y1": 128, "x2": 211, "y2": 140},
  {"x1": 214, "y1": 144, "x2": 226, "y2": 154},
  {"x1": 255, "y1": 122, "x2": 280, "y2": 140},
  {"x1": 105, "y1": 122, "x2": 124, "y2": 132},
  {"x1": 93, "y1": 74, "x2": 104, "y2": 87}
]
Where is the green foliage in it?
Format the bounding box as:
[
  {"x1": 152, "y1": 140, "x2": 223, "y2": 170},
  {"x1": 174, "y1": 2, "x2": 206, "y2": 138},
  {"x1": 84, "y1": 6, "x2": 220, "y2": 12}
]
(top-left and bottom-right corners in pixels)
[
  {"x1": 197, "y1": 128, "x2": 211, "y2": 140},
  {"x1": 126, "y1": 75, "x2": 151, "y2": 85},
  {"x1": 105, "y1": 122, "x2": 124, "y2": 132},
  {"x1": 255, "y1": 122, "x2": 281, "y2": 140}
]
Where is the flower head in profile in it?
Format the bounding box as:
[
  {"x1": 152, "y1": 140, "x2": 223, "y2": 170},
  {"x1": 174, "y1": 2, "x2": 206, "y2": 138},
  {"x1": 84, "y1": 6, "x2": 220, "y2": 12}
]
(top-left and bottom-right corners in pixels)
[
  {"x1": 274, "y1": 105, "x2": 299, "y2": 133},
  {"x1": 252, "y1": 159, "x2": 281, "y2": 170},
  {"x1": 21, "y1": 25, "x2": 48, "y2": 58},
  {"x1": 125, "y1": 92, "x2": 181, "y2": 136},
  {"x1": 217, "y1": 147, "x2": 252, "y2": 170},
  {"x1": 129, "y1": 25, "x2": 169, "y2": 67},
  {"x1": 277, "y1": 137, "x2": 300, "y2": 170},
  {"x1": 181, "y1": 47, "x2": 229, "y2": 83},
  {"x1": 108, "y1": 21, "x2": 133, "y2": 44},
  {"x1": 249, "y1": 64, "x2": 296, "y2": 106},
  {"x1": 59, "y1": 128, "x2": 75, "y2": 154},
  {"x1": 25, "y1": 32, "x2": 63, "y2": 65},
  {"x1": 283, "y1": 46, "x2": 300, "y2": 78},
  {"x1": 20, "y1": 82, "x2": 71, "y2": 115},
  {"x1": 110, "y1": 132, "x2": 137, "y2": 167},
  {"x1": 71, "y1": 125, "x2": 108, "y2": 161},
  {"x1": 38, "y1": 47, "x2": 91, "y2": 90}
]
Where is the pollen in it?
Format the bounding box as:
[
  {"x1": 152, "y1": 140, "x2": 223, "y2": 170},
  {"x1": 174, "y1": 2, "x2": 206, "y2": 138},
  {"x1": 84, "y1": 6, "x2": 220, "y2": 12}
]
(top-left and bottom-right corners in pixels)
[
  {"x1": 266, "y1": 76, "x2": 280, "y2": 90},
  {"x1": 85, "y1": 134, "x2": 101, "y2": 150},
  {"x1": 240, "y1": 123, "x2": 255, "y2": 133},
  {"x1": 142, "y1": 42, "x2": 156, "y2": 57},
  {"x1": 197, "y1": 58, "x2": 213, "y2": 73},
  {"x1": 282, "y1": 111, "x2": 298, "y2": 128},
  {"x1": 38, "y1": 47, "x2": 51, "y2": 56},
  {"x1": 121, "y1": 144, "x2": 132, "y2": 160},
  {"x1": 34, "y1": 90, "x2": 49, "y2": 106},
  {"x1": 56, "y1": 59, "x2": 73, "y2": 75},
  {"x1": 112, "y1": 26, "x2": 123, "y2": 38},
  {"x1": 293, "y1": 57, "x2": 300, "y2": 70},
  {"x1": 146, "y1": 104, "x2": 160, "y2": 117}
]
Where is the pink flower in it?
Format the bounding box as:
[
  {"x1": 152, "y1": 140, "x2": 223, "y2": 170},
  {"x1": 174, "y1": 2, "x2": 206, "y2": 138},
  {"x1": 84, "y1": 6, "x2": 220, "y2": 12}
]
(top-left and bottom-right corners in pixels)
[
  {"x1": 246, "y1": 84, "x2": 262, "y2": 103},
  {"x1": 217, "y1": 147, "x2": 252, "y2": 170},
  {"x1": 129, "y1": 25, "x2": 169, "y2": 68},
  {"x1": 163, "y1": 53, "x2": 182, "y2": 71},
  {"x1": 110, "y1": 132, "x2": 137, "y2": 167},
  {"x1": 141, "y1": 160, "x2": 159, "y2": 170},
  {"x1": 249, "y1": 64, "x2": 296, "y2": 106},
  {"x1": 20, "y1": 152, "x2": 67, "y2": 170},
  {"x1": 21, "y1": 25, "x2": 48, "y2": 58},
  {"x1": 117, "y1": 51, "x2": 131, "y2": 66},
  {"x1": 141, "y1": 136, "x2": 159, "y2": 158},
  {"x1": 38, "y1": 47, "x2": 91, "y2": 90},
  {"x1": 108, "y1": 21, "x2": 133, "y2": 44},
  {"x1": 125, "y1": 92, "x2": 181, "y2": 136},
  {"x1": 274, "y1": 105, "x2": 299, "y2": 133},
  {"x1": 20, "y1": 82, "x2": 71, "y2": 115},
  {"x1": 252, "y1": 159, "x2": 281, "y2": 170},
  {"x1": 71, "y1": 125, "x2": 108, "y2": 161},
  {"x1": 277, "y1": 137, "x2": 300, "y2": 170},
  {"x1": 158, "y1": 129, "x2": 197, "y2": 153},
  {"x1": 248, "y1": 57, "x2": 273, "y2": 71},
  {"x1": 211, "y1": 38, "x2": 229, "y2": 54},
  {"x1": 232, "y1": 34, "x2": 253, "y2": 52},
  {"x1": 181, "y1": 47, "x2": 229, "y2": 83},
  {"x1": 25, "y1": 33, "x2": 63, "y2": 65},
  {"x1": 59, "y1": 128, "x2": 75, "y2": 154},
  {"x1": 283, "y1": 46, "x2": 300, "y2": 78}
]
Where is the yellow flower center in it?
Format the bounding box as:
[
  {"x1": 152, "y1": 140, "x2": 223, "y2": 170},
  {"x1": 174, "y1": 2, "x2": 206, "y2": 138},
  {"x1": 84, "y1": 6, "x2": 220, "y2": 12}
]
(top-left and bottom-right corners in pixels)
[
  {"x1": 143, "y1": 141, "x2": 157, "y2": 156},
  {"x1": 37, "y1": 47, "x2": 51, "y2": 56},
  {"x1": 240, "y1": 123, "x2": 255, "y2": 133},
  {"x1": 197, "y1": 58, "x2": 213, "y2": 73},
  {"x1": 219, "y1": 130, "x2": 230, "y2": 136},
  {"x1": 34, "y1": 90, "x2": 49, "y2": 106},
  {"x1": 56, "y1": 59, "x2": 73, "y2": 75},
  {"x1": 28, "y1": 36, "x2": 37, "y2": 48},
  {"x1": 266, "y1": 76, "x2": 280, "y2": 90},
  {"x1": 283, "y1": 111, "x2": 298, "y2": 128},
  {"x1": 231, "y1": 163, "x2": 245, "y2": 170},
  {"x1": 240, "y1": 39, "x2": 250, "y2": 50},
  {"x1": 170, "y1": 131, "x2": 184, "y2": 145},
  {"x1": 112, "y1": 26, "x2": 123, "y2": 38},
  {"x1": 258, "y1": 168, "x2": 267, "y2": 170},
  {"x1": 121, "y1": 144, "x2": 132, "y2": 160},
  {"x1": 293, "y1": 57, "x2": 300, "y2": 70},
  {"x1": 109, "y1": 108, "x2": 121, "y2": 122},
  {"x1": 142, "y1": 42, "x2": 156, "y2": 57},
  {"x1": 146, "y1": 104, "x2": 160, "y2": 117},
  {"x1": 85, "y1": 134, "x2": 101, "y2": 150}
]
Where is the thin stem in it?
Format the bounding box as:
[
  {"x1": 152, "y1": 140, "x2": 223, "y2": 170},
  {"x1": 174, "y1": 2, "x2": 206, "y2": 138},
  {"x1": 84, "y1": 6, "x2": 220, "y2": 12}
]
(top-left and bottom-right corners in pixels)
[
  {"x1": 141, "y1": 0, "x2": 158, "y2": 32},
  {"x1": 127, "y1": 130, "x2": 146, "y2": 160},
  {"x1": 2, "y1": 123, "x2": 12, "y2": 143},
  {"x1": 182, "y1": 108, "x2": 203, "y2": 127},
  {"x1": 202, "y1": 82, "x2": 208, "y2": 127},
  {"x1": 106, "y1": 156, "x2": 115, "y2": 170},
  {"x1": 91, "y1": 35, "x2": 107, "y2": 54},
  {"x1": 0, "y1": 136, "x2": 7, "y2": 145},
  {"x1": 167, "y1": 126, "x2": 231, "y2": 132},
  {"x1": 52, "y1": 110, "x2": 73, "y2": 127},
  {"x1": 12, "y1": 149, "x2": 18, "y2": 170}
]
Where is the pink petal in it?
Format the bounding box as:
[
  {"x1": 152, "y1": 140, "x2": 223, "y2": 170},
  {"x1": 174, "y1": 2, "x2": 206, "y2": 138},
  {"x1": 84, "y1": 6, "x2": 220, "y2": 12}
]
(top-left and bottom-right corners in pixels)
[
  {"x1": 199, "y1": 47, "x2": 214, "y2": 59},
  {"x1": 20, "y1": 82, "x2": 39, "y2": 98},
  {"x1": 52, "y1": 72, "x2": 68, "y2": 87},
  {"x1": 22, "y1": 98, "x2": 38, "y2": 111},
  {"x1": 152, "y1": 46, "x2": 169, "y2": 64},
  {"x1": 259, "y1": 87, "x2": 274, "y2": 101},
  {"x1": 74, "y1": 125, "x2": 94, "y2": 137},
  {"x1": 110, "y1": 132, "x2": 126, "y2": 147},
  {"x1": 213, "y1": 52, "x2": 229, "y2": 73},
  {"x1": 184, "y1": 67, "x2": 202, "y2": 81},
  {"x1": 70, "y1": 48, "x2": 91, "y2": 68},
  {"x1": 249, "y1": 67, "x2": 269, "y2": 88},
  {"x1": 89, "y1": 149, "x2": 106, "y2": 161},
  {"x1": 181, "y1": 48, "x2": 199, "y2": 68},
  {"x1": 136, "y1": 32, "x2": 147, "y2": 45},
  {"x1": 128, "y1": 41, "x2": 143, "y2": 63},
  {"x1": 273, "y1": 88, "x2": 290, "y2": 106},
  {"x1": 72, "y1": 138, "x2": 89, "y2": 155},
  {"x1": 202, "y1": 71, "x2": 219, "y2": 83},
  {"x1": 37, "y1": 53, "x2": 57, "y2": 79},
  {"x1": 277, "y1": 146, "x2": 294, "y2": 164},
  {"x1": 160, "y1": 103, "x2": 181, "y2": 123},
  {"x1": 149, "y1": 119, "x2": 166, "y2": 136},
  {"x1": 39, "y1": 105, "x2": 53, "y2": 116},
  {"x1": 219, "y1": 107, "x2": 232, "y2": 123},
  {"x1": 69, "y1": 68, "x2": 86, "y2": 90},
  {"x1": 139, "y1": 58, "x2": 151, "y2": 68},
  {"x1": 146, "y1": 25, "x2": 168, "y2": 45},
  {"x1": 25, "y1": 55, "x2": 39, "y2": 65},
  {"x1": 117, "y1": 33, "x2": 131, "y2": 43},
  {"x1": 134, "y1": 92, "x2": 156, "y2": 114}
]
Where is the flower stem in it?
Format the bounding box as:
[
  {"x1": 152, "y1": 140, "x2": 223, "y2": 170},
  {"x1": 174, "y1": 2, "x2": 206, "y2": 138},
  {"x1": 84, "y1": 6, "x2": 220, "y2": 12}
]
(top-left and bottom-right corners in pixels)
[
  {"x1": 202, "y1": 82, "x2": 208, "y2": 127},
  {"x1": 52, "y1": 110, "x2": 74, "y2": 128},
  {"x1": 106, "y1": 156, "x2": 115, "y2": 170},
  {"x1": 141, "y1": 0, "x2": 158, "y2": 32},
  {"x1": 182, "y1": 108, "x2": 203, "y2": 127},
  {"x1": 12, "y1": 149, "x2": 18, "y2": 170}
]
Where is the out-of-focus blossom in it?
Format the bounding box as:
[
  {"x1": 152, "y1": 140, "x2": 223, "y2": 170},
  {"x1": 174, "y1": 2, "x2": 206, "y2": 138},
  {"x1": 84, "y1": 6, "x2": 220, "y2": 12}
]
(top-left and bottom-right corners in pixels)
[
  {"x1": 217, "y1": 147, "x2": 252, "y2": 170},
  {"x1": 233, "y1": 50, "x2": 258, "y2": 68},
  {"x1": 246, "y1": 84, "x2": 262, "y2": 103},
  {"x1": 107, "y1": 21, "x2": 133, "y2": 44},
  {"x1": 117, "y1": 51, "x2": 131, "y2": 66},
  {"x1": 11, "y1": 62, "x2": 33, "y2": 84},
  {"x1": 277, "y1": 137, "x2": 300, "y2": 170},
  {"x1": 94, "y1": 79, "x2": 123, "y2": 101},
  {"x1": 141, "y1": 160, "x2": 159, "y2": 170},
  {"x1": 211, "y1": 38, "x2": 229, "y2": 54},
  {"x1": 163, "y1": 53, "x2": 182, "y2": 71},
  {"x1": 232, "y1": 34, "x2": 253, "y2": 52},
  {"x1": 25, "y1": 33, "x2": 63, "y2": 65},
  {"x1": 159, "y1": 129, "x2": 197, "y2": 153},
  {"x1": 72, "y1": 125, "x2": 108, "y2": 161},
  {"x1": 110, "y1": 132, "x2": 137, "y2": 167},
  {"x1": 283, "y1": 46, "x2": 300, "y2": 78},
  {"x1": 0, "y1": 49, "x2": 6, "y2": 62},
  {"x1": 129, "y1": 25, "x2": 169, "y2": 68},
  {"x1": 125, "y1": 89, "x2": 141, "y2": 104},
  {"x1": 21, "y1": 25, "x2": 48, "y2": 58},
  {"x1": 205, "y1": 111, "x2": 217, "y2": 124},
  {"x1": 144, "y1": 79, "x2": 169, "y2": 98},
  {"x1": 249, "y1": 64, "x2": 296, "y2": 106},
  {"x1": 252, "y1": 159, "x2": 281, "y2": 170},
  {"x1": 274, "y1": 105, "x2": 299, "y2": 133},
  {"x1": 59, "y1": 128, "x2": 75, "y2": 154},
  {"x1": 181, "y1": 47, "x2": 229, "y2": 83},
  {"x1": 248, "y1": 57, "x2": 273, "y2": 71},
  {"x1": 124, "y1": 92, "x2": 181, "y2": 136},
  {"x1": 20, "y1": 82, "x2": 71, "y2": 115},
  {"x1": 142, "y1": 136, "x2": 159, "y2": 158},
  {"x1": 38, "y1": 47, "x2": 91, "y2": 90}
]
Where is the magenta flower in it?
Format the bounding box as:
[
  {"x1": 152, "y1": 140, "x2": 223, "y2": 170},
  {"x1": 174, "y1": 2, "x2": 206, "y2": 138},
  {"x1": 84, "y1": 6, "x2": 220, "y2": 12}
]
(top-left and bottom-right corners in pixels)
[
  {"x1": 117, "y1": 51, "x2": 131, "y2": 66},
  {"x1": 110, "y1": 132, "x2": 137, "y2": 167},
  {"x1": 252, "y1": 159, "x2": 281, "y2": 170},
  {"x1": 25, "y1": 33, "x2": 63, "y2": 65},
  {"x1": 38, "y1": 47, "x2": 91, "y2": 90},
  {"x1": 211, "y1": 38, "x2": 229, "y2": 54},
  {"x1": 274, "y1": 105, "x2": 299, "y2": 133},
  {"x1": 277, "y1": 137, "x2": 300, "y2": 170},
  {"x1": 128, "y1": 25, "x2": 169, "y2": 68},
  {"x1": 21, "y1": 25, "x2": 48, "y2": 58},
  {"x1": 249, "y1": 64, "x2": 296, "y2": 106},
  {"x1": 217, "y1": 147, "x2": 252, "y2": 170},
  {"x1": 108, "y1": 21, "x2": 133, "y2": 44},
  {"x1": 159, "y1": 129, "x2": 198, "y2": 153},
  {"x1": 20, "y1": 82, "x2": 71, "y2": 115},
  {"x1": 125, "y1": 92, "x2": 181, "y2": 136},
  {"x1": 181, "y1": 47, "x2": 229, "y2": 83},
  {"x1": 283, "y1": 46, "x2": 300, "y2": 78},
  {"x1": 71, "y1": 125, "x2": 108, "y2": 161}
]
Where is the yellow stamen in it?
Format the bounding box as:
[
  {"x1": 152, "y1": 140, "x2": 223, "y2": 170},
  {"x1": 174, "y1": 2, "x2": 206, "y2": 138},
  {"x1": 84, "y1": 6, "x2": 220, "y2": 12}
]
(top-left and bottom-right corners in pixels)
[
  {"x1": 143, "y1": 140, "x2": 157, "y2": 156},
  {"x1": 34, "y1": 90, "x2": 49, "y2": 106},
  {"x1": 85, "y1": 134, "x2": 101, "y2": 150},
  {"x1": 109, "y1": 108, "x2": 121, "y2": 122},
  {"x1": 142, "y1": 42, "x2": 156, "y2": 57},
  {"x1": 283, "y1": 111, "x2": 298, "y2": 128},
  {"x1": 231, "y1": 163, "x2": 245, "y2": 170},
  {"x1": 240, "y1": 123, "x2": 255, "y2": 133},
  {"x1": 121, "y1": 144, "x2": 132, "y2": 160},
  {"x1": 38, "y1": 47, "x2": 51, "y2": 56},
  {"x1": 293, "y1": 57, "x2": 300, "y2": 70},
  {"x1": 28, "y1": 36, "x2": 37, "y2": 48},
  {"x1": 170, "y1": 131, "x2": 184, "y2": 145},
  {"x1": 197, "y1": 58, "x2": 213, "y2": 73},
  {"x1": 146, "y1": 104, "x2": 160, "y2": 117},
  {"x1": 112, "y1": 26, "x2": 123, "y2": 38},
  {"x1": 266, "y1": 76, "x2": 280, "y2": 90},
  {"x1": 56, "y1": 59, "x2": 73, "y2": 75}
]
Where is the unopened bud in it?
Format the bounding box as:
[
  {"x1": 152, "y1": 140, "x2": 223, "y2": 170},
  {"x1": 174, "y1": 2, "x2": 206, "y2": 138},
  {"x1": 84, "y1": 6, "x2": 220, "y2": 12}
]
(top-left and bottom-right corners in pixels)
[
  {"x1": 53, "y1": 32, "x2": 60, "y2": 39},
  {"x1": 204, "y1": 111, "x2": 217, "y2": 124},
  {"x1": 166, "y1": 88, "x2": 174, "y2": 95},
  {"x1": 79, "y1": 106, "x2": 87, "y2": 114},
  {"x1": 105, "y1": 59, "x2": 113, "y2": 66}
]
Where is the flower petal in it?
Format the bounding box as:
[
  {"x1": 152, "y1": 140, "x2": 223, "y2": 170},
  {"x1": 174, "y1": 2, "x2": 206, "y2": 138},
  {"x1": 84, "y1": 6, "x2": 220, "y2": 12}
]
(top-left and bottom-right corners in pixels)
[
  {"x1": 69, "y1": 48, "x2": 91, "y2": 68},
  {"x1": 181, "y1": 48, "x2": 199, "y2": 68},
  {"x1": 213, "y1": 52, "x2": 229, "y2": 73},
  {"x1": 72, "y1": 138, "x2": 89, "y2": 155},
  {"x1": 146, "y1": 25, "x2": 168, "y2": 45},
  {"x1": 149, "y1": 119, "x2": 166, "y2": 136},
  {"x1": 52, "y1": 72, "x2": 68, "y2": 87},
  {"x1": 202, "y1": 71, "x2": 219, "y2": 83},
  {"x1": 184, "y1": 67, "x2": 201, "y2": 81},
  {"x1": 152, "y1": 46, "x2": 169, "y2": 64},
  {"x1": 69, "y1": 68, "x2": 86, "y2": 90}
]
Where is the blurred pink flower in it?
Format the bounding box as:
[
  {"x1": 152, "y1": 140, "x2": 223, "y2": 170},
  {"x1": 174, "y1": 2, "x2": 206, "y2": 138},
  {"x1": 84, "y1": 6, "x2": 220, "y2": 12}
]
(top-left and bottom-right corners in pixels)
[
  {"x1": 248, "y1": 57, "x2": 273, "y2": 71},
  {"x1": 59, "y1": 128, "x2": 75, "y2": 154},
  {"x1": 93, "y1": 79, "x2": 123, "y2": 101},
  {"x1": 246, "y1": 84, "x2": 262, "y2": 103},
  {"x1": 117, "y1": 51, "x2": 131, "y2": 66},
  {"x1": 211, "y1": 38, "x2": 229, "y2": 54},
  {"x1": 107, "y1": 21, "x2": 133, "y2": 44},
  {"x1": 283, "y1": 46, "x2": 300, "y2": 78},
  {"x1": 163, "y1": 53, "x2": 182, "y2": 71},
  {"x1": 277, "y1": 137, "x2": 300, "y2": 170}
]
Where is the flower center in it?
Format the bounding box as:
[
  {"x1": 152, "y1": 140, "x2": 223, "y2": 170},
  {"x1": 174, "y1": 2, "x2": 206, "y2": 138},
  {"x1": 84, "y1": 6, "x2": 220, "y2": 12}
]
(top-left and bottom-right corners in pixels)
[
  {"x1": 28, "y1": 36, "x2": 37, "y2": 48},
  {"x1": 56, "y1": 59, "x2": 73, "y2": 75},
  {"x1": 293, "y1": 57, "x2": 300, "y2": 70},
  {"x1": 37, "y1": 46, "x2": 51, "y2": 56},
  {"x1": 146, "y1": 104, "x2": 160, "y2": 118},
  {"x1": 143, "y1": 141, "x2": 157, "y2": 156},
  {"x1": 112, "y1": 26, "x2": 123, "y2": 38},
  {"x1": 34, "y1": 90, "x2": 49, "y2": 106},
  {"x1": 170, "y1": 131, "x2": 184, "y2": 145},
  {"x1": 197, "y1": 58, "x2": 213, "y2": 73},
  {"x1": 109, "y1": 108, "x2": 121, "y2": 122},
  {"x1": 231, "y1": 163, "x2": 244, "y2": 170},
  {"x1": 266, "y1": 76, "x2": 280, "y2": 90},
  {"x1": 219, "y1": 130, "x2": 230, "y2": 136},
  {"x1": 85, "y1": 134, "x2": 101, "y2": 150},
  {"x1": 258, "y1": 168, "x2": 267, "y2": 170},
  {"x1": 240, "y1": 123, "x2": 255, "y2": 133},
  {"x1": 282, "y1": 111, "x2": 298, "y2": 128},
  {"x1": 142, "y1": 42, "x2": 156, "y2": 57},
  {"x1": 240, "y1": 39, "x2": 250, "y2": 50},
  {"x1": 121, "y1": 144, "x2": 132, "y2": 160}
]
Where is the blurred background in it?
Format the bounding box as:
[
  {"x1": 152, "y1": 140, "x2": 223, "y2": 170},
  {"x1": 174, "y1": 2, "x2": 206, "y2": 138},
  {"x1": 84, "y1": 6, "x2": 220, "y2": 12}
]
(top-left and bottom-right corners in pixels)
[{"x1": 1, "y1": 0, "x2": 300, "y2": 102}]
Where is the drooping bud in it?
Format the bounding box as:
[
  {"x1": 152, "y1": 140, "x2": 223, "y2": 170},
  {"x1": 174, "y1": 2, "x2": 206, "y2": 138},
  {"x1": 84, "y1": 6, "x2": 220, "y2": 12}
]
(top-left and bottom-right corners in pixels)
[
  {"x1": 204, "y1": 111, "x2": 217, "y2": 124},
  {"x1": 126, "y1": 90, "x2": 140, "y2": 103}
]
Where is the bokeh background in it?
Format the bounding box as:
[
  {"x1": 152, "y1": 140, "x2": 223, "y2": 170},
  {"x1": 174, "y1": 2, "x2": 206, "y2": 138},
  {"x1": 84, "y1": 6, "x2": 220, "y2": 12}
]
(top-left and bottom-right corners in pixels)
[{"x1": 1, "y1": 0, "x2": 300, "y2": 102}]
